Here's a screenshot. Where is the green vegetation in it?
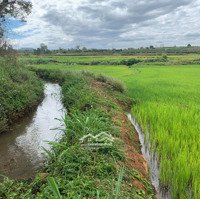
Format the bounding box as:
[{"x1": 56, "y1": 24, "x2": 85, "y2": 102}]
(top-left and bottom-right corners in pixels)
[
  {"x1": 19, "y1": 45, "x2": 200, "y2": 56},
  {"x1": 28, "y1": 54, "x2": 200, "y2": 199},
  {"x1": 0, "y1": 58, "x2": 43, "y2": 133},
  {"x1": 20, "y1": 53, "x2": 200, "y2": 66},
  {"x1": 0, "y1": 69, "x2": 154, "y2": 198},
  {"x1": 129, "y1": 66, "x2": 200, "y2": 199}
]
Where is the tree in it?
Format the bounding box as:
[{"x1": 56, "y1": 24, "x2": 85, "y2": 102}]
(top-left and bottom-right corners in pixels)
[
  {"x1": 0, "y1": 41, "x2": 16, "y2": 56},
  {"x1": 34, "y1": 43, "x2": 49, "y2": 55},
  {"x1": 0, "y1": 0, "x2": 32, "y2": 20},
  {"x1": 187, "y1": 44, "x2": 192, "y2": 47},
  {"x1": 0, "y1": 0, "x2": 32, "y2": 47},
  {"x1": 76, "y1": 45, "x2": 80, "y2": 50},
  {"x1": 149, "y1": 45, "x2": 155, "y2": 49},
  {"x1": 40, "y1": 43, "x2": 48, "y2": 53},
  {"x1": 82, "y1": 47, "x2": 87, "y2": 51}
]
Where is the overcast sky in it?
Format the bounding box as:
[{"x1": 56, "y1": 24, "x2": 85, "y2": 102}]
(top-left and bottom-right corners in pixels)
[{"x1": 9, "y1": 0, "x2": 200, "y2": 49}]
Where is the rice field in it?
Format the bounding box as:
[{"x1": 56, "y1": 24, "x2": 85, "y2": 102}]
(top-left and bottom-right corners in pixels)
[
  {"x1": 26, "y1": 55, "x2": 200, "y2": 199},
  {"x1": 20, "y1": 53, "x2": 200, "y2": 64}
]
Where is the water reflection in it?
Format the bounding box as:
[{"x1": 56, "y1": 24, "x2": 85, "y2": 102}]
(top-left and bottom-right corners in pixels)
[
  {"x1": 0, "y1": 83, "x2": 66, "y2": 180},
  {"x1": 128, "y1": 113, "x2": 171, "y2": 199}
]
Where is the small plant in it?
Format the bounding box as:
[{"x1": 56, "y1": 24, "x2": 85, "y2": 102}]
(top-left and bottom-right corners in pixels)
[
  {"x1": 47, "y1": 177, "x2": 62, "y2": 199},
  {"x1": 113, "y1": 167, "x2": 124, "y2": 199}
]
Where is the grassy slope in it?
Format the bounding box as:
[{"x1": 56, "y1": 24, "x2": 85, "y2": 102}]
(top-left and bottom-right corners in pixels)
[
  {"x1": 32, "y1": 61, "x2": 200, "y2": 198},
  {"x1": 0, "y1": 58, "x2": 43, "y2": 133},
  {"x1": 0, "y1": 70, "x2": 154, "y2": 199}
]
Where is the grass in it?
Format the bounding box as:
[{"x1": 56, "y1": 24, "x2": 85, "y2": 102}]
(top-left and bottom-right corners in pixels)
[
  {"x1": 20, "y1": 53, "x2": 200, "y2": 65},
  {"x1": 29, "y1": 55, "x2": 200, "y2": 199},
  {"x1": 129, "y1": 66, "x2": 200, "y2": 199},
  {"x1": 0, "y1": 69, "x2": 154, "y2": 198},
  {"x1": 0, "y1": 57, "x2": 43, "y2": 133}
]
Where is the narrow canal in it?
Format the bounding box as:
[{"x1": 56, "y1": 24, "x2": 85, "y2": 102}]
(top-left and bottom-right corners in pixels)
[
  {"x1": 128, "y1": 113, "x2": 171, "y2": 199},
  {"x1": 0, "y1": 83, "x2": 65, "y2": 180}
]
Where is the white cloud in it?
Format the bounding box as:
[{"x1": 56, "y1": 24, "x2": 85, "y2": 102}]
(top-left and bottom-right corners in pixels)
[{"x1": 11, "y1": 0, "x2": 200, "y2": 49}]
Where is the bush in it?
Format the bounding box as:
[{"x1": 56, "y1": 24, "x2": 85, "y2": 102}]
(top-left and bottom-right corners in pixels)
[{"x1": 120, "y1": 58, "x2": 141, "y2": 66}]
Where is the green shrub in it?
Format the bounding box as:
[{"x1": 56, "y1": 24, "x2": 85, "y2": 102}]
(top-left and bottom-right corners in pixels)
[{"x1": 120, "y1": 58, "x2": 141, "y2": 66}]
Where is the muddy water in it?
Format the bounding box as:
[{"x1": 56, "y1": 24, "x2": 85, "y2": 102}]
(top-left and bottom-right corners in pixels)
[
  {"x1": 0, "y1": 83, "x2": 66, "y2": 180},
  {"x1": 127, "y1": 113, "x2": 171, "y2": 199}
]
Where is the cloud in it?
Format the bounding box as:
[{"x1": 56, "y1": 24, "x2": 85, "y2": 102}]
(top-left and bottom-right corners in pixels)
[{"x1": 11, "y1": 0, "x2": 200, "y2": 49}]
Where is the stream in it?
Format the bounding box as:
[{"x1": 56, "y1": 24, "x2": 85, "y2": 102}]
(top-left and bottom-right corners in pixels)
[
  {"x1": 128, "y1": 113, "x2": 171, "y2": 199},
  {"x1": 0, "y1": 83, "x2": 66, "y2": 180}
]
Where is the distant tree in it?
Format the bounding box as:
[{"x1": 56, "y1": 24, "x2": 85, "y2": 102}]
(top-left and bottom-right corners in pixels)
[
  {"x1": 33, "y1": 48, "x2": 40, "y2": 55},
  {"x1": 34, "y1": 43, "x2": 49, "y2": 55},
  {"x1": 82, "y1": 47, "x2": 87, "y2": 51},
  {"x1": 76, "y1": 45, "x2": 80, "y2": 50},
  {"x1": 0, "y1": 41, "x2": 16, "y2": 56},
  {"x1": 149, "y1": 45, "x2": 155, "y2": 49},
  {"x1": 40, "y1": 43, "x2": 48, "y2": 53},
  {"x1": 187, "y1": 44, "x2": 192, "y2": 47}
]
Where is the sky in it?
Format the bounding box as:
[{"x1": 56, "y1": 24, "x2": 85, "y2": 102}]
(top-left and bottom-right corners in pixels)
[{"x1": 8, "y1": 0, "x2": 200, "y2": 49}]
